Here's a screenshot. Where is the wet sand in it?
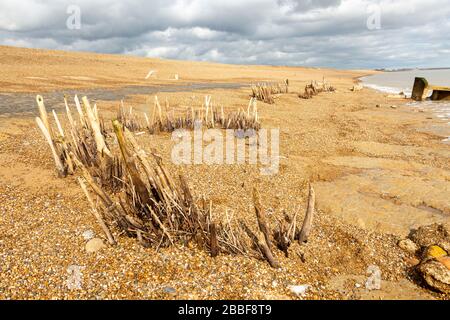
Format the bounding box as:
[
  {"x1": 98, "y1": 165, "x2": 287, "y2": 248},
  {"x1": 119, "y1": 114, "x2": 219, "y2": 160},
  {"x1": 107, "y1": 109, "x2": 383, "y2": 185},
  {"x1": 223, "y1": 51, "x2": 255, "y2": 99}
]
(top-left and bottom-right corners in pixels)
[{"x1": 0, "y1": 82, "x2": 247, "y2": 116}]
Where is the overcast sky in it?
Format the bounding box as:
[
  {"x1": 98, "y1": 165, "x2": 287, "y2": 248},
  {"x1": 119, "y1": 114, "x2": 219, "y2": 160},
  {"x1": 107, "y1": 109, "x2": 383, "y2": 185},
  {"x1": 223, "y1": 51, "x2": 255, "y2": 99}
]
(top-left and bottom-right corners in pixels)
[{"x1": 0, "y1": 0, "x2": 449, "y2": 69}]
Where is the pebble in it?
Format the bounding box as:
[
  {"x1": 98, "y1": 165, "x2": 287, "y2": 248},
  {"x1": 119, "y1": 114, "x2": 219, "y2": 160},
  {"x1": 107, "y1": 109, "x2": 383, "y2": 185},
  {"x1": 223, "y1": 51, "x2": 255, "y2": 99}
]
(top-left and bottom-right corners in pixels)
[
  {"x1": 398, "y1": 239, "x2": 418, "y2": 254},
  {"x1": 390, "y1": 105, "x2": 398, "y2": 109},
  {"x1": 418, "y1": 260, "x2": 450, "y2": 294},
  {"x1": 437, "y1": 256, "x2": 450, "y2": 270},
  {"x1": 163, "y1": 286, "x2": 177, "y2": 295},
  {"x1": 351, "y1": 84, "x2": 363, "y2": 92},
  {"x1": 288, "y1": 284, "x2": 310, "y2": 297},
  {"x1": 404, "y1": 257, "x2": 420, "y2": 266},
  {"x1": 85, "y1": 238, "x2": 106, "y2": 253},
  {"x1": 424, "y1": 245, "x2": 447, "y2": 260},
  {"x1": 82, "y1": 229, "x2": 95, "y2": 241}
]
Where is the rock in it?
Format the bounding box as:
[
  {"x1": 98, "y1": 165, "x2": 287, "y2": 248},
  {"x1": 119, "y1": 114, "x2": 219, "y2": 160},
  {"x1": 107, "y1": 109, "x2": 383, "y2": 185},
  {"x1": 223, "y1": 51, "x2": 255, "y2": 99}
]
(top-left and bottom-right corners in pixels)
[
  {"x1": 163, "y1": 286, "x2": 176, "y2": 295},
  {"x1": 439, "y1": 242, "x2": 450, "y2": 253},
  {"x1": 351, "y1": 84, "x2": 363, "y2": 92},
  {"x1": 417, "y1": 260, "x2": 450, "y2": 294},
  {"x1": 398, "y1": 239, "x2": 419, "y2": 254},
  {"x1": 85, "y1": 238, "x2": 106, "y2": 253},
  {"x1": 288, "y1": 284, "x2": 310, "y2": 297},
  {"x1": 390, "y1": 105, "x2": 398, "y2": 109},
  {"x1": 437, "y1": 256, "x2": 450, "y2": 270},
  {"x1": 82, "y1": 229, "x2": 95, "y2": 241},
  {"x1": 423, "y1": 245, "x2": 447, "y2": 260},
  {"x1": 375, "y1": 104, "x2": 381, "y2": 108},
  {"x1": 404, "y1": 257, "x2": 420, "y2": 266},
  {"x1": 409, "y1": 223, "x2": 450, "y2": 249}
]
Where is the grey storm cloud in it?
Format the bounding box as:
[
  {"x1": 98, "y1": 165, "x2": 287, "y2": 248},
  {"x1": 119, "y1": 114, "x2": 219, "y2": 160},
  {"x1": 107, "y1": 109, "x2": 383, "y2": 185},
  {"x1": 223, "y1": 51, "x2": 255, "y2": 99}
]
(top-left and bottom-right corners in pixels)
[{"x1": 0, "y1": 0, "x2": 449, "y2": 69}]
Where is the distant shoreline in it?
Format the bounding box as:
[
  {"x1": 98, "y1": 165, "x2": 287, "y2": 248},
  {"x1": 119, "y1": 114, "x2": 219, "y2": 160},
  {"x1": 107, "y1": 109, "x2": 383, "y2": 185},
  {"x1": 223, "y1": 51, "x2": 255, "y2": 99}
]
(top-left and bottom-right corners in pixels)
[{"x1": 375, "y1": 67, "x2": 450, "y2": 72}]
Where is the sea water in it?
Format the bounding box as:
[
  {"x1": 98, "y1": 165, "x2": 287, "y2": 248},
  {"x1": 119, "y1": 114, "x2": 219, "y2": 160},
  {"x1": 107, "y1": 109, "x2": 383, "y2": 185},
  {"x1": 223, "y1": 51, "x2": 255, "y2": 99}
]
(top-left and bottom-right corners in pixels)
[{"x1": 361, "y1": 69, "x2": 450, "y2": 142}]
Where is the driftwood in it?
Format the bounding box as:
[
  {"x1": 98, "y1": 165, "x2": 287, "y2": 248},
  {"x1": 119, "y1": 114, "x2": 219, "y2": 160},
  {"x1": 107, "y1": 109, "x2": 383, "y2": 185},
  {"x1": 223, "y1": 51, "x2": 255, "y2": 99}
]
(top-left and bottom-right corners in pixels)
[{"x1": 298, "y1": 184, "x2": 315, "y2": 244}]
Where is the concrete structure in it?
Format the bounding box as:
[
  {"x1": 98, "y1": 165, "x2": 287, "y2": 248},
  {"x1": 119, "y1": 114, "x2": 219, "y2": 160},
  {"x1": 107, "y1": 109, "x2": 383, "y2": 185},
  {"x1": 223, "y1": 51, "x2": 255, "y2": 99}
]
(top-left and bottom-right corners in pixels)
[{"x1": 412, "y1": 77, "x2": 450, "y2": 101}]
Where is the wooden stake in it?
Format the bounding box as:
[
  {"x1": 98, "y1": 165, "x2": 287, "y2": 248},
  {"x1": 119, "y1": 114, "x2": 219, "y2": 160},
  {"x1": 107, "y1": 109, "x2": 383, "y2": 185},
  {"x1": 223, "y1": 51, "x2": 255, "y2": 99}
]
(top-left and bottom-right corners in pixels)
[
  {"x1": 82, "y1": 96, "x2": 112, "y2": 157},
  {"x1": 253, "y1": 187, "x2": 273, "y2": 249},
  {"x1": 52, "y1": 110, "x2": 65, "y2": 138},
  {"x1": 79, "y1": 177, "x2": 116, "y2": 245},
  {"x1": 36, "y1": 95, "x2": 53, "y2": 140},
  {"x1": 36, "y1": 117, "x2": 65, "y2": 176},
  {"x1": 256, "y1": 231, "x2": 280, "y2": 268},
  {"x1": 298, "y1": 184, "x2": 315, "y2": 244},
  {"x1": 64, "y1": 96, "x2": 75, "y2": 129},
  {"x1": 253, "y1": 187, "x2": 280, "y2": 268},
  {"x1": 112, "y1": 120, "x2": 150, "y2": 205},
  {"x1": 210, "y1": 222, "x2": 219, "y2": 257}
]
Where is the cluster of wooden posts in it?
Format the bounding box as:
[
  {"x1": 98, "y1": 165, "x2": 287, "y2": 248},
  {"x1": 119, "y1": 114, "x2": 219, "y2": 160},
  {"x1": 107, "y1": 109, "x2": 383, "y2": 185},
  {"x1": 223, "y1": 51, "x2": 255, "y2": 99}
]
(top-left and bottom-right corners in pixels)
[
  {"x1": 35, "y1": 94, "x2": 315, "y2": 267},
  {"x1": 299, "y1": 79, "x2": 336, "y2": 99},
  {"x1": 251, "y1": 80, "x2": 289, "y2": 104},
  {"x1": 250, "y1": 79, "x2": 335, "y2": 102},
  {"x1": 118, "y1": 95, "x2": 260, "y2": 133}
]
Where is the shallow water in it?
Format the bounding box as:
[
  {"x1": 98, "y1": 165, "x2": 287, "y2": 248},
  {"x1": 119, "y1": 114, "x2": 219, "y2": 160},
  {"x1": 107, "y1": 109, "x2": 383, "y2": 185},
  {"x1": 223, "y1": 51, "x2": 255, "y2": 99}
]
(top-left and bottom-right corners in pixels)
[
  {"x1": 0, "y1": 82, "x2": 247, "y2": 116},
  {"x1": 361, "y1": 69, "x2": 450, "y2": 96},
  {"x1": 362, "y1": 70, "x2": 450, "y2": 142}
]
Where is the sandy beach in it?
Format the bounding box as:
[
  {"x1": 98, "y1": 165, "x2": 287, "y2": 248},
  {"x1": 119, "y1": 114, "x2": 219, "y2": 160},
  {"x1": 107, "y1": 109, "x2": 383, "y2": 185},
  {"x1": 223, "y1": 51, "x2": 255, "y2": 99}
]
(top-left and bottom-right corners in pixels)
[{"x1": 0, "y1": 46, "x2": 449, "y2": 300}]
